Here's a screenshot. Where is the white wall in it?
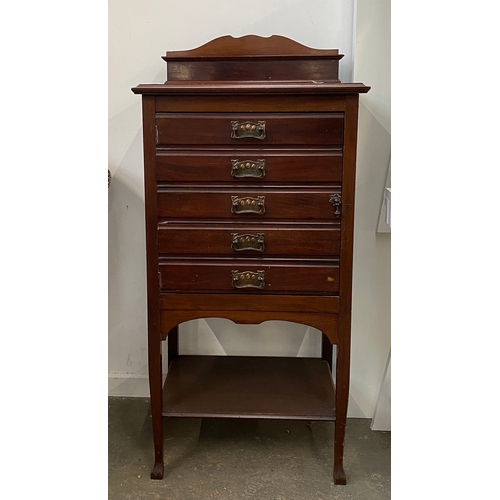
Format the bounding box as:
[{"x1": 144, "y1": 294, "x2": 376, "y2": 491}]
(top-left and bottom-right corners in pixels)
[
  {"x1": 109, "y1": 0, "x2": 390, "y2": 418},
  {"x1": 350, "y1": 0, "x2": 391, "y2": 418}
]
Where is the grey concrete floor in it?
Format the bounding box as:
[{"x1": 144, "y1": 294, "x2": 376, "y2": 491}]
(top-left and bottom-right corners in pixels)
[{"x1": 109, "y1": 397, "x2": 390, "y2": 500}]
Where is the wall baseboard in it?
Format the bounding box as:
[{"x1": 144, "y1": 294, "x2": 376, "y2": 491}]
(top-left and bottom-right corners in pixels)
[{"x1": 108, "y1": 373, "x2": 151, "y2": 397}]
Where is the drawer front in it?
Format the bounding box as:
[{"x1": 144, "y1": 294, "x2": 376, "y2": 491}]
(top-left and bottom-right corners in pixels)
[
  {"x1": 155, "y1": 150, "x2": 342, "y2": 183},
  {"x1": 157, "y1": 224, "x2": 340, "y2": 257},
  {"x1": 157, "y1": 189, "x2": 341, "y2": 221},
  {"x1": 155, "y1": 113, "x2": 344, "y2": 146},
  {"x1": 159, "y1": 261, "x2": 339, "y2": 293}
]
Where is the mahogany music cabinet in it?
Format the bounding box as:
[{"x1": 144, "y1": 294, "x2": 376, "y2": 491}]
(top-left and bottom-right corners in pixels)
[{"x1": 132, "y1": 35, "x2": 369, "y2": 484}]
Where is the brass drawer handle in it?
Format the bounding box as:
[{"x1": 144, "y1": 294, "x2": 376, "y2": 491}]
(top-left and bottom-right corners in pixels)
[
  {"x1": 329, "y1": 193, "x2": 341, "y2": 216},
  {"x1": 231, "y1": 195, "x2": 265, "y2": 215},
  {"x1": 232, "y1": 270, "x2": 265, "y2": 289},
  {"x1": 231, "y1": 159, "x2": 266, "y2": 178},
  {"x1": 231, "y1": 120, "x2": 266, "y2": 140},
  {"x1": 231, "y1": 233, "x2": 265, "y2": 252}
]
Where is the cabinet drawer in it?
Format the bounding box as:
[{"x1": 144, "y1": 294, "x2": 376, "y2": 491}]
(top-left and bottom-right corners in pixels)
[
  {"x1": 157, "y1": 224, "x2": 340, "y2": 257},
  {"x1": 155, "y1": 113, "x2": 344, "y2": 146},
  {"x1": 155, "y1": 150, "x2": 343, "y2": 183},
  {"x1": 157, "y1": 189, "x2": 341, "y2": 221},
  {"x1": 158, "y1": 260, "x2": 339, "y2": 294}
]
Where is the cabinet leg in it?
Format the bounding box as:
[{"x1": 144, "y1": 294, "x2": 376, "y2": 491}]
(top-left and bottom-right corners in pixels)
[
  {"x1": 167, "y1": 325, "x2": 179, "y2": 367},
  {"x1": 333, "y1": 341, "x2": 349, "y2": 485},
  {"x1": 321, "y1": 333, "x2": 333, "y2": 371},
  {"x1": 149, "y1": 339, "x2": 164, "y2": 479},
  {"x1": 151, "y1": 460, "x2": 164, "y2": 480},
  {"x1": 333, "y1": 420, "x2": 347, "y2": 485}
]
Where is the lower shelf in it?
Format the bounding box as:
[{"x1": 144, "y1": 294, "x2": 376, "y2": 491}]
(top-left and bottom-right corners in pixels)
[{"x1": 162, "y1": 355, "x2": 336, "y2": 420}]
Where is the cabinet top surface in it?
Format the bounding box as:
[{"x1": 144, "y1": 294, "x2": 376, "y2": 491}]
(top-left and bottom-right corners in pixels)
[{"x1": 131, "y1": 81, "x2": 370, "y2": 95}]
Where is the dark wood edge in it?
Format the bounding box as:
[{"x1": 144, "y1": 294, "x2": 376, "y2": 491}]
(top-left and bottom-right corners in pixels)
[
  {"x1": 163, "y1": 410, "x2": 336, "y2": 420},
  {"x1": 132, "y1": 82, "x2": 370, "y2": 95},
  {"x1": 153, "y1": 93, "x2": 349, "y2": 113},
  {"x1": 164, "y1": 35, "x2": 341, "y2": 58},
  {"x1": 163, "y1": 55, "x2": 344, "y2": 62},
  {"x1": 339, "y1": 95, "x2": 359, "y2": 337},
  {"x1": 143, "y1": 95, "x2": 161, "y2": 341},
  {"x1": 159, "y1": 293, "x2": 339, "y2": 313},
  {"x1": 162, "y1": 355, "x2": 337, "y2": 420},
  {"x1": 160, "y1": 310, "x2": 339, "y2": 344}
]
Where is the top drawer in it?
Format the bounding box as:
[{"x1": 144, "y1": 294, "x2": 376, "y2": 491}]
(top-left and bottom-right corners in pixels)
[{"x1": 155, "y1": 113, "x2": 344, "y2": 146}]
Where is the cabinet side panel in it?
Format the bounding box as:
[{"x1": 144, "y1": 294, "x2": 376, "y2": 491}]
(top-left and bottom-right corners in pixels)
[
  {"x1": 339, "y1": 95, "x2": 359, "y2": 332},
  {"x1": 142, "y1": 95, "x2": 161, "y2": 340}
]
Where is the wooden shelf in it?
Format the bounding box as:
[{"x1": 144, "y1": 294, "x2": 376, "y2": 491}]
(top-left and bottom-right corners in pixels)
[{"x1": 162, "y1": 356, "x2": 336, "y2": 420}]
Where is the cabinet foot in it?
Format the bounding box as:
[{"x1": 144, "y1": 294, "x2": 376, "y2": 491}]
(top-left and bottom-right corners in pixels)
[
  {"x1": 150, "y1": 462, "x2": 164, "y2": 480},
  {"x1": 333, "y1": 466, "x2": 347, "y2": 485}
]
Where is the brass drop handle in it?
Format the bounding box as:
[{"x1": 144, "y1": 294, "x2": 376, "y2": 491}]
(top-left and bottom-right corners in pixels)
[
  {"x1": 232, "y1": 270, "x2": 265, "y2": 289},
  {"x1": 231, "y1": 195, "x2": 266, "y2": 215},
  {"x1": 231, "y1": 233, "x2": 265, "y2": 252},
  {"x1": 231, "y1": 120, "x2": 266, "y2": 139},
  {"x1": 231, "y1": 159, "x2": 266, "y2": 178},
  {"x1": 329, "y1": 193, "x2": 341, "y2": 216}
]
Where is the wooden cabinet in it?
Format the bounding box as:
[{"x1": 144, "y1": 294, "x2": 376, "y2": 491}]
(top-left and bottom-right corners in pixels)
[{"x1": 132, "y1": 35, "x2": 369, "y2": 485}]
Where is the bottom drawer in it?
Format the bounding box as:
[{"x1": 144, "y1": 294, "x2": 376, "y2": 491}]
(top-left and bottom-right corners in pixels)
[{"x1": 159, "y1": 260, "x2": 339, "y2": 294}]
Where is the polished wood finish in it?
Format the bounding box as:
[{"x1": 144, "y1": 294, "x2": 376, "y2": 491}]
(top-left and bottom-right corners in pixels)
[
  {"x1": 163, "y1": 35, "x2": 342, "y2": 82},
  {"x1": 155, "y1": 94, "x2": 354, "y2": 112},
  {"x1": 155, "y1": 150, "x2": 343, "y2": 183},
  {"x1": 158, "y1": 260, "x2": 340, "y2": 293},
  {"x1": 134, "y1": 81, "x2": 370, "y2": 95},
  {"x1": 157, "y1": 223, "x2": 341, "y2": 257},
  {"x1": 156, "y1": 113, "x2": 344, "y2": 145},
  {"x1": 156, "y1": 189, "x2": 341, "y2": 221},
  {"x1": 159, "y1": 293, "x2": 340, "y2": 313},
  {"x1": 164, "y1": 35, "x2": 340, "y2": 58},
  {"x1": 132, "y1": 34, "x2": 369, "y2": 485},
  {"x1": 162, "y1": 356, "x2": 336, "y2": 419}
]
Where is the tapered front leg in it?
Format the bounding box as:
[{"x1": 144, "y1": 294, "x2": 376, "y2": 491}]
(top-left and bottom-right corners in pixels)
[
  {"x1": 149, "y1": 338, "x2": 164, "y2": 479},
  {"x1": 333, "y1": 423, "x2": 347, "y2": 484},
  {"x1": 334, "y1": 339, "x2": 349, "y2": 485}
]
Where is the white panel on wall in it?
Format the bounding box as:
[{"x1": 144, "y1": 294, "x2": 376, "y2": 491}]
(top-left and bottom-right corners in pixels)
[{"x1": 377, "y1": 161, "x2": 391, "y2": 233}]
